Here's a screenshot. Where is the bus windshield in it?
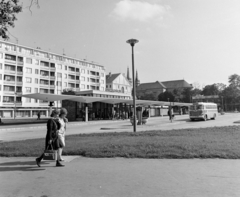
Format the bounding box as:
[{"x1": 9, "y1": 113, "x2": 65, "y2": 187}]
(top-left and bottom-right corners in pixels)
[{"x1": 190, "y1": 105, "x2": 204, "y2": 110}]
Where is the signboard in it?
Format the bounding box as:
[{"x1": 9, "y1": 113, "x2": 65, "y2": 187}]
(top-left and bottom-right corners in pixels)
[{"x1": 105, "y1": 88, "x2": 122, "y2": 93}]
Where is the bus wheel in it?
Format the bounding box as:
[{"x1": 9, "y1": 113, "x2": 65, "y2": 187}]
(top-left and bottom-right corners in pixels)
[
  {"x1": 212, "y1": 114, "x2": 216, "y2": 120},
  {"x1": 203, "y1": 115, "x2": 207, "y2": 121}
]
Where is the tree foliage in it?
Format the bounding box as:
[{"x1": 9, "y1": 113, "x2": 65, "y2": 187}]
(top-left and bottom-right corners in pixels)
[
  {"x1": 0, "y1": 0, "x2": 22, "y2": 40},
  {"x1": 158, "y1": 91, "x2": 175, "y2": 102}
]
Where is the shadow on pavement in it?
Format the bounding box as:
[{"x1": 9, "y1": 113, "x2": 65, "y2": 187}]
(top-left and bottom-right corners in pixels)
[
  {"x1": 0, "y1": 166, "x2": 45, "y2": 172},
  {"x1": 0, "y1": 160, "x2": 50, "y2": 166}
]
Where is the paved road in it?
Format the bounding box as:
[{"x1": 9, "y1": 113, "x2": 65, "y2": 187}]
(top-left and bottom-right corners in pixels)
[
  {"x1": 0, "y1": 113, "x2": 240, "y2": 142},
  {"x1": 1, "y1": 156, "x2": 240, "y2": 197}
]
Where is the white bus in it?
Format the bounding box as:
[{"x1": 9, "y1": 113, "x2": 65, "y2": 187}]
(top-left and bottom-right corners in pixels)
[{"x1": 189, "y1": 102, "x2": 218, "y2": 121}]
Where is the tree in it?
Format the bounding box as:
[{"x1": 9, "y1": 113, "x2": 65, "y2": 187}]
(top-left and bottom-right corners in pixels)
[
  {"x1": 158, "y1": 91, "x2": 175, "y2": 102},
  {"x1": 0, "y1": 0, "x2": 22, "y2": 40},
  {"x1": 202, "y1": 84, "x2": 219, "y2": 96},
  {"x1": 228, "y1": 74, "x2": 240, "y2": 88}
]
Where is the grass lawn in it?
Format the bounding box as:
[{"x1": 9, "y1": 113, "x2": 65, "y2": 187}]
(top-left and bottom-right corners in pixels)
[{"x1": 1, "y1": 126, "x2": 240, "y2": 159}]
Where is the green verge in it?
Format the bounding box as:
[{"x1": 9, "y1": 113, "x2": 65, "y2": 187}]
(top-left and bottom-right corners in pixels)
[{"x1": 1, "y1": 126, "x2": 240, "y2": 159}]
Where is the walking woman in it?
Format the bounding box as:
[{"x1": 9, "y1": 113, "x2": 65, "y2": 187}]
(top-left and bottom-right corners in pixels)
[
  {"x1": 36, "y1": 109, "x2": 65, "y2": 167},
  {"x1": 58, "y1": 108, "x2": 68, "y2": 161}
]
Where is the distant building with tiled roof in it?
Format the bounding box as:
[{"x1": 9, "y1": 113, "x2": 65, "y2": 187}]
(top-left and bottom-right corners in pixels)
[
  {"x1": 136, "y1": 81, "x2": 166, "y2": 100},
  {"x1": 106, "y1": 72, "x2": 132, "y2": 96},
  {"x1": 161, "y1": 80, "x2": 192, "y2": 91},
  {"x1": 136, "y1": 79, "x2": 192, "y2": 100}
]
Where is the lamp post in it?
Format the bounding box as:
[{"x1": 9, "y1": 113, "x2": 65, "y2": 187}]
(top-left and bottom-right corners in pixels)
[
  {"x1": 14, "y1": 92, "x2": 17, "y2": 119},
  {"x1": 221, "y1": 96, "x2": 224, "y2": 114},
  {"x1": 126, "y1": 38, "x2": 139, "y2": 132}
]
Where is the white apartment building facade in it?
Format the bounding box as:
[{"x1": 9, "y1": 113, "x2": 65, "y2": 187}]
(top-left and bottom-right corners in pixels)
[{"x1": 0, "y1": 40, "x2": 106, "y2": 118}]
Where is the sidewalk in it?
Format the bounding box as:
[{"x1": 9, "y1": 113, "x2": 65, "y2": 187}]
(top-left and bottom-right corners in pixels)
[{"x1": 0, "y1": 156, "x2": 240, "y2": 197}]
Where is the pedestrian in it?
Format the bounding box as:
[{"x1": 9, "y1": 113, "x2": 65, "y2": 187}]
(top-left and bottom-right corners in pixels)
[
  {"x1": 37, "y1": 111, "x2": 41, "y2": 120},
  {"x1": 57, "y1": 108, "x2": 68, "y2": 161},
  {"x1": 168, "y1": 107, "x2": 174, "y2": 121},
  {"x1": 35, "y1": 109, "x2": 65, "y2": 167}
]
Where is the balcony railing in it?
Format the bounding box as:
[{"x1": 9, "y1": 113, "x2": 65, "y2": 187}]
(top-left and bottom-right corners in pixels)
[
  {"x1": 4, "y1": 70, "x2": 16, "y2": 74},
  {"x1": 50, "y1": 67, "x2": 56, "y2": 71},
  {"x1": 50, "y1": 85, "x2": 55, "y2": 89},
  {"x1": 3, "y1": 91, "x2": 15, "y2": 95},
  {"x1": 17, "y1": 72, "x2": 23, "y2": 75},
  {"x1": 16, "y1": 81, "x2": 23, "y2": 85},
  {"x1": 5, "y1": 59, "x2": 16, "y2": 64},
  {"x1": 40, "y1": 66, "x2": 50, "y2": 70},
  {"x1": 50, "y1": 76, "x2": 55, "y2": 80},
  {"x1": 4, "y1": 80, "x2": 15, "y2": 84},
  {"x1": 40, "y1": 84, "x2": 49, "y2": 88},
  {"x1": 17, "y1": 62, "x2": 24, "y2": 66},
  {"x1": 40, "y1": 75, "x2": 50, "y2": 79},
  {"x1": 90, "y1": 75, "x2": 100, "y2": 79}
]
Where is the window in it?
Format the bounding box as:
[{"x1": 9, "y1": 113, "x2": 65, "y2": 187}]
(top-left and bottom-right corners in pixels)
[
  {"x1": 81, "y1": 84, "x2": 85, "y2": 89},
  {"x1": 0, "y1": 63, "x2": 2, "y2": 69},
  {"x1": 87, "y1": 70, "x2": 89, "y2": 74},
  {"x1": 101, "y1": 73, "x2": 104, "y2": 77},
  {"x1": 35, "y1": 78, "x2": 38, "y2": 84},
  {"x1": 81, "y1": 69, "x2": 85, "y2": 73},
  {"x1": 65, "y1": 65, "x2": 67, "y2": 70},
  {"x1": 81, "y1": 76, "x2": 85, "y2": 81},
  {"x1": 57, "y1": 73, "x2": 62, "y2": 78},
  {"x1": 26, "y1": 77, "x2": 32, "y2": 83},
  {"x1": 26, "y1": 58, "x2": 32, "y2": 64},
  {"x1": 25, "y1": 87, "x2": 31, "y2": 93},
  {"x1": 106, "y1": 85, "x2": 108, "y2": 88},
  {"x1": 35, "y1": 99, "x2": 38, "y2": 103},
  {"x1": 64, "y1": 82, "x2": 67, "y2": 87},
  {"x1": 65, "y1": 74, "x2": 67, "y2": 79},
  {"x1": 25, "y1": 98, "x2": 31, "y2": 103},
  {"x1": 4, "y1": 86, "x2": 15, "y2": 91},
  {"x1": 35, "y1": 59, "x2": 39, "y2": 65},
  {"x1": 26, "y1": 68, "x2": 32, "y2": 74},
  {"x1": 57, "y1": 81, "x2": 62, "y2": 86},
  {"x1": 34, "y1": 88, "x2": 38, "y2": 93},
  {"x1": 35, "y1": 69, "x2": 39, "y2": 74},
  {"x1": 87, "y1": 78, "x2": 89, "y2": 82},
  {"x1": 58, "y1": 64, "x2": 62, "y2": 69},
  {"x1": 76, "y1": 68, "x2": 79, "y2": 72},
  {"x1": 76, "y1": 84, "x2": 79, "y2": 88},
  {"x1": 76, "y1": 76, "x2": 79, "y2": 80},
  {"x1": 87, "y1": 85, "x2": 89, "y2": 89}
]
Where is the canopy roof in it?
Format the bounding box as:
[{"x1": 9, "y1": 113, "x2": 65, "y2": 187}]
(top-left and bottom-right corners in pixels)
[{"x1": 21, "y1": 93, "x2": 192, "y2": 107}]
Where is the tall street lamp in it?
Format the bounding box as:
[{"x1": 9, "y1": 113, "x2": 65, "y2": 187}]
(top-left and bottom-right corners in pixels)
[{"x1": 126, "y1": 38, "x2": 138, "y2": 132}]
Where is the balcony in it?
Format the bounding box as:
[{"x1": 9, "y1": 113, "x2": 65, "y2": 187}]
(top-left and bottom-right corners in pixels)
[
  {"x1": 40, "y1": 75, "x2": 50, "y2": 79},
  {"x1": 68, "y1": 70, "x2": 76, "y2": 74},
  {"x1": 50, "y1": 85, "x2": 55, "y2": 89},
  {"x1": 40, "y1": 66, "x2": 50, "y2": 70},
  {"x1": 4, "y1": 80, "x2": 15, "y2": 85},
  {"x1": 68, "y1": 79, "x2": 76, "y2": 83},
  {"x1": 4, "y1": 70, "x2": 16, "y2": 74},
  {"x1": 90, "y1": 75, "x2": 100, "y2": 79},
  {"x1": 50, "y1": 76, "x2": 55, "y2": 80},
  {"x1": 50, "y1": 67, "x2": 56, "y2": 71},
  {"x1": 17, "y1": 61, "x2": 24, "y2": 66},
  {"x1": 16, "y1": 81, "x2": 23, "y2": 85},
  {"x1": 3, "y1": 91, "x2": 15, "y2": 95},
  {"x1": 17, "y1": 72, "x2": 23, "y2": 75},
  {"x1": 5, "y1": 59, "x2": 16, "y2": 64},
  {"x1": 40, "y1": 84, "x2": 49, "y2": 88},
  {"x1": 2, "y1": 102, "x2": 15, "y2": 106},
  {"x1": 90, "y1": 81, "x2": 100, "y2": 85},
  {"x1": 39, "y1": 102, "x2": 49, "y2": 106}
]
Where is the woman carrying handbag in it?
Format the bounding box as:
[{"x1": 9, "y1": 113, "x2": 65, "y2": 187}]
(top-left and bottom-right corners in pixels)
[{"x1": 35, "y1": 109, "x2": 65, "y2": 167}]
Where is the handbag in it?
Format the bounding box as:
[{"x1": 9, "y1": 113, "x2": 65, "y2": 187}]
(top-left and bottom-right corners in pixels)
[{"x1": 43, "y1": 144, "x2": 57, "y2": 161}]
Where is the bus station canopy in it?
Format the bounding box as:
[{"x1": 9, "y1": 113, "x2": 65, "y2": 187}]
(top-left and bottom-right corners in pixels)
[{"x1": 21, "y1": 93, "x2": 192, "y2": 107}]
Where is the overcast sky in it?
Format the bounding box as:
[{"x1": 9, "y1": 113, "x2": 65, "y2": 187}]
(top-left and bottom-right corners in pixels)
[{"x1": 4, "y1": 0, "x2": 240, "y2": 87}]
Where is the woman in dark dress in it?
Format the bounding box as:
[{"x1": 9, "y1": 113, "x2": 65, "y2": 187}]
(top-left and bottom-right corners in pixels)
[{"x1": 36, "y1": 109, "x2": 64, "y2": 167}]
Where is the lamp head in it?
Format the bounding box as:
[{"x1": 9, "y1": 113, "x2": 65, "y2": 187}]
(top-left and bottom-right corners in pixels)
[{"x1": 126, "y1": 39, "x2": 139, "y2": 47}]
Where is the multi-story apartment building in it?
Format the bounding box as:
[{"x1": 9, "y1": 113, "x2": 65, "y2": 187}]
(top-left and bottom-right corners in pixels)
[{"x1": 0, "y1": 40, "x2": 106, "y2": 118}]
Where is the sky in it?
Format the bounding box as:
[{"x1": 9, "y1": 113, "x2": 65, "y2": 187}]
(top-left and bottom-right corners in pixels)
[{"x1": 4, "y1": 0, "x2": 240, "y2": 87}]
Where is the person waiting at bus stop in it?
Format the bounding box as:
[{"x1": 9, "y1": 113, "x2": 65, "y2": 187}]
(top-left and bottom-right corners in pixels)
[{"x1": 168, "y1": 106, "x2": 174, "y2": 121}]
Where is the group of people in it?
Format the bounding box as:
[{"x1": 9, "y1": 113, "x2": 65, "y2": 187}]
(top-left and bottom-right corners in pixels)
[{"x1": 36, "y1": 108, "x2": 68, "y2": 167}]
